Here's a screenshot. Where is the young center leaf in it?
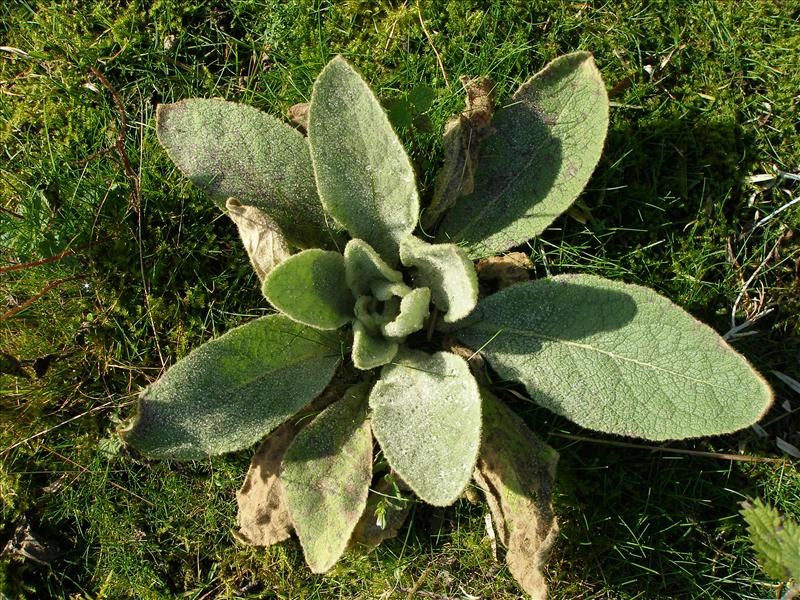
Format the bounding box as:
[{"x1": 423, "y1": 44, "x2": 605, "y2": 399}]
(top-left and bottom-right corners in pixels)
[
  {"x1": 282, "y1": 382, "x2": 373, "y2": 573},
  {"x1": 399, "y1": 235, "x2": 478, "y2": 323},
  {"x1": 437, "y1": 52, "x2": 609, "y2": 258},
  {"x1": 122, "y1": 315, "x2": 342, "y2": 459},
  {"x1": 344, "y1": 238, "x2": 405, "y2": 295},
  {"x1": 474, "y1": 390, "x2": 559, "y2": 600},
  {"x1": 369, "y1": 350, "x2": 482, "y2": 506},
  {"x1": 262, "y1": 249, "x2": 354, "y2": 330},
  {"x1": 309, "y1": 56, "x2": 419, "y2": 263},
  {"x1": 455, "y1": 275, "x2": 773, "y2": 440},
  {"x1": 381, "y1": 287, "x2": 430, "y2": 339},
  {"x1": 156, "y1": 99, "x2": 335, "y2": 249},
  {"x1": 352, "y1": 321, "x2": 399, "y2": 370}
]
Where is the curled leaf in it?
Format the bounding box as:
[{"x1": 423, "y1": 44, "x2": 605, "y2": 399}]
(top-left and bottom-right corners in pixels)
[
  {"x1": 474, "y1": 390, "x2": 559, "y2": 600},
  {"x1": 226, "y1": 199, "x2": 291, "y2": 281},
  {"x1": 352, "y1": 320, "x2": 399, "y2": 370},
  {"x1": 423, "y1": 76, "x2": 495, "y2": 230},
  {"x1": 399, "y1": 235, "x2": 478, "y2": 323}
]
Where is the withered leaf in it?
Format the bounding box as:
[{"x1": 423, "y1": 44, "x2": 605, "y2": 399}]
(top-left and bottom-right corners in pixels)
[
  {"x1": 234, "y1": 420, "x2": 297, "y2": 546},
  {"x1": 1, "y1": 516, "x2": 61, "y2": 565},
  {"x1": 227, "y1": 198, "x2": 292, "y2": 282},
  {"x1": 288, "y1": 102, "x2": 309, "y2": 133},
  {"x1": 349, "y1": 474, "x2": 412, "y2": 551},
  {"x1": 474, "y1": 252, "x2": 532, "y2": 290},
  {"x1": 473, "y1": 390, "x2": 558, "y2": 600},
  {"x1": 235, "y1": 390, "x2": 339, "y2": 547},
  {"x1": 423, "y1": 76, "x2": 495, "y2": 230}
]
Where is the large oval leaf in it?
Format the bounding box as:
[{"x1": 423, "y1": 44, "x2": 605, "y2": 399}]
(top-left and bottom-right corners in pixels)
[
  {"x1": 262, "y1": 249, "x2": 354, "y2": 330},
  {"x1": 437, "y1": 52, "x2": 609, "y2": 258},
  {"x1": 455, "y1": 275, "x2": 773, "y2": 440},
  {"x1": 282, "y1": 383, "x2": 373, "y2": 573},
  {"x1": 156, "y1": 99, "x2": 335, "y2": 249},
  {"x1": 122, "y1": 315, "x2": 342, "y2": 458},
  {"x1": 369, "y1": 350, "x2": 482, "y2": 506},
  {"x1": 309, "y1": 56, "x2": 419, "y2": 264}
]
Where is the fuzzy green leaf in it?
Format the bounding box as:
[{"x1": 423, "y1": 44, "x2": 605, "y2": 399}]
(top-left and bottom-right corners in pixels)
[
  {"x1": 282, "y1": 382, "x2": 373, "y2": 573},
  {"x1": 381, "y1": 287, "x2": 430, "y2": 339},
  {"x1": 369, "y1": 350, "x2": 482, "y2": 505},
  {"x1": 309, "y1": 56, "x2": 419, "y2": 263},
  {"x1": 344, "y1": 239, "x2": 404, "y2": 295},
  {"x1": 122, "y1": 315, "x2": 342, "y2": 459},
  {"x1": 262, "y1": 249, "x2": 354, "y2": 330},
  {"x1": 455, "y1": 275, "x2": 773, "y2": 440},
  {"x1": 741, "y1": 499, "x2": 800, "y2": 581},
  {"x1": 474, "y1": 389, "x2": 558, "y2": 600},
  {"x1": 437, "y1": 53, "x2": 609, "y2": 258},
  {"x1": 156, "y1": 99, "x2": 335, "y2": 249},
  {"x1": 352, "y1": 321, "x2": 398, "y2": 370},
  {"x1": 399, "y1": 236, "x2": 478, "y2": 323}
]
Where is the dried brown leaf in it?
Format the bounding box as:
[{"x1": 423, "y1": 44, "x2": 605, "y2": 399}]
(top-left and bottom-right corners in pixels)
[
  {"x1": 288, "y1": 102, "x2": 309, "y2": 133},
  {"x1": 474, "y1": 252, "x2": 532, "y2": 289},
  {"x1": 349, "y1": 474, "x2": 412, "y2": 551},
  {"x1": 227, "y1": 198, "x2": 291, "y2": 282},
  {"x1": 473, "y1": 390, "x2": 558, "y2": 600},
  {"x1": 1, "y1": 516, "x2": 61, "y2": 565},
  {"x1": 423, "y1": 77, "x2": 495, "y2": 230},
  {"x1": 234, "y1": 421, "x2": 297, "y2": 546}
]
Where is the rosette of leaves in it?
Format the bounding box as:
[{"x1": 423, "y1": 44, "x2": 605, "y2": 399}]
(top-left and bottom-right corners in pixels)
[{"x1": 122, "y1": 53, "x2": 773, "y2": 597}]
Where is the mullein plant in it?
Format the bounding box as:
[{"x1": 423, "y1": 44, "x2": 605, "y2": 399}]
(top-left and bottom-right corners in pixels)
[{"x1": 122, "y1": 53, "x2": 773, "y2": 598}]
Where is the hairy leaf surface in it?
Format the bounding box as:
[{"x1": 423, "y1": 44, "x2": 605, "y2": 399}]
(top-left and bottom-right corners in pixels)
[
  {"x1": 474, "y1": 390, "x2": 558, "y2": 600},
  {"x1": 283, "y1": 383, "x2": 373, "y2": 573},
  {"x1": 309, "y1": 56, "x2": 419, "y2": 263},
  {"x1": 344, "y1": 239, "x2": 404, "y2": 296},
  {"x1": 437, "y1": 53, "x2": 609, "y2": 258},
  {"x1": 455, "y1": 275, "x2": 773, "y2": 440},
  {"x1": 262, "y1": 249, "x2": 354, "y2": 330},
  {"x1": 156, "y1": 99, "x2": 334, "y2": 248},
  {"x1": 399, "y1": 236, "x2": 478, "y2": 322},
  {"x1": 352, "y1": 321, "x2": 398, "y2": 370},
  {"x1": 369, "y1": 350, "x2": 481, "y2": 505},
  {"x1": 123, "y1": 316, "x2": 342, "y2": 458},
  {"x1": 381, "y1": 287, "x2": 430, "y2": 339}
]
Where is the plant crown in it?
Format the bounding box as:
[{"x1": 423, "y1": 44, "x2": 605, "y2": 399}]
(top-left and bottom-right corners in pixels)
[{"x1": 122, "y1": 53, "x2": 773, "y2": 597}]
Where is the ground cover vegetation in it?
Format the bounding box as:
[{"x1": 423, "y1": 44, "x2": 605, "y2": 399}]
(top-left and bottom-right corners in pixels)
[{"x1": 1, "y1": 1, "x2": 799, "y2": 598}]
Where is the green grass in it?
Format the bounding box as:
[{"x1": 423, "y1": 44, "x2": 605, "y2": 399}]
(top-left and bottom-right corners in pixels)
[{"x1": 1, "y1": 0, "x2": 799, "y2": 598}]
